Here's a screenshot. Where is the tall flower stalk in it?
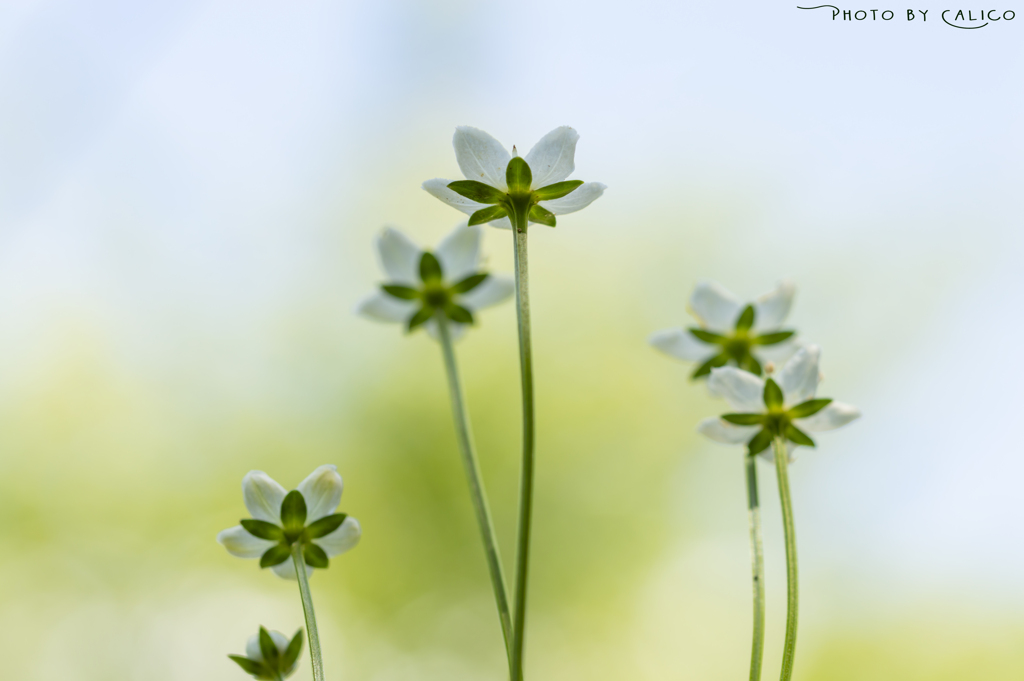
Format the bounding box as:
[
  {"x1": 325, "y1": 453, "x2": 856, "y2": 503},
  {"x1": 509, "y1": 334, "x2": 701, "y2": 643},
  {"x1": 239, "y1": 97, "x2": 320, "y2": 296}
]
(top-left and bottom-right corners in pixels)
[
  {"x1": 745, "y1": 454, "x2": 765, "y2": 681},
  {"x1": 435, "y1": 312, "x2": 514, "y2": 658},
  {"x1": 356, "y1": 223, "x2": 517, "y2": 671},
  {"x1": 425, "y1": 125, "x2": 605, "y2": 680},
  {"x1": 696, "y1": 346, "x2": 859, "y2": 681},
  {"x1": 772, "y1": 435, "x2": 799, "y2": 681},
  {"x1": 509, "y1": 210, "x2": 535, "y2": 681}
]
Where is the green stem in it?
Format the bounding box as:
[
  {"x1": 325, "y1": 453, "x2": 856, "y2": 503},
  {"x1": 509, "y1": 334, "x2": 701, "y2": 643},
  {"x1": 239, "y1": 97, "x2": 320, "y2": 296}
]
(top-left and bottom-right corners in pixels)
[
  {"x1": 745, "y1": 455, "x2": 765, "y2": 681},
  {"x1": 773, "y1": 437, "x2": 799, "y2": 681},
  {"x1": 435, "y1": 313, "x2": 514, "y2": 663},
  {"x1": 510, "y1": 214, "x2": 535, "y2": 681},
  {"x1": 291, "y1": 545, "x2": 324, "y2": 681}
]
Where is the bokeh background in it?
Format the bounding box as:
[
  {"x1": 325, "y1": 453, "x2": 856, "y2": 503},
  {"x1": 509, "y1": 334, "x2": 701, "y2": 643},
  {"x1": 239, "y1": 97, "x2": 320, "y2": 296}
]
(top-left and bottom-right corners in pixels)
[{"x1": 1, "y1": 1, "x2": 1022, "y2": 679}]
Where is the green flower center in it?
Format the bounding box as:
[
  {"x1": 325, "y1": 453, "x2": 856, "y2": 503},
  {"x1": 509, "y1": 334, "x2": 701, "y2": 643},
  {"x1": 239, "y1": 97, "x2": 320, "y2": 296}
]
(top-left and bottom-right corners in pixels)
[
  {"x1": 763, "y1": 409, "x2": 791, "y2": 438},
  {"x1": 723, "y1": 333, "x2": 753, "y2": 363},
  {"x1": 423, "y1": 283, "x2": 451, "y2": 309}
]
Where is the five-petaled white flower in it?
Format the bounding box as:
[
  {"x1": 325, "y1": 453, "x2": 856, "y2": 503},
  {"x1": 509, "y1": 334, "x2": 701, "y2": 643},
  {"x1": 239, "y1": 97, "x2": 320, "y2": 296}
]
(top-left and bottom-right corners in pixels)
[
  {"x1": 423, "y1": 126, "x2": 606, "y2": 230},
  {"x1": 697, "y1": 345, "x2": 860, "y2": 462},
  {"x1": 229, "y1": 627, "x2": 303, "y2": 680},
  {"x1": 355, "y1": 223, "x2": 514, "y2": 339},
  {"x1": 650, "y1": 280, "x2": 801, "y2": 379},
  {"x1": 217, "y1": 465, "x2": 361, "y2": 579}
]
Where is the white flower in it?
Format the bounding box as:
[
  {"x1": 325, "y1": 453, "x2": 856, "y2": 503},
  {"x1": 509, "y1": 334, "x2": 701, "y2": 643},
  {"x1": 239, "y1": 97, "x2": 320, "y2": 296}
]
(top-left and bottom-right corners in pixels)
[
  {"x1": 217, "y1": 465, "x2": 361, "y2": 580},
  {"x1": 355, "y1": 223, "x2": 514, "y2": 340},
  {"x1": 229, "y1": 627, "x2": 303, "y2": 679},
  {"x1": 649, "y1": 280, "x2": 801, "y2": 379},
  {"x1": 423, "y1": 126, "x2": 606, "y2": 230},
  {"x1": 696, "y1": 346, "x2": 860, "y2": 462}
]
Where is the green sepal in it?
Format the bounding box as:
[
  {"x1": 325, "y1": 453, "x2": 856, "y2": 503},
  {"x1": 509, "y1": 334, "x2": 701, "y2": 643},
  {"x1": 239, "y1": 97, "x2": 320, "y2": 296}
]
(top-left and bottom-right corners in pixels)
[
  {"x1": 406, "y1": 306, "x2": 432, "y2": 332},
  {"x1": 532, "y1": 179, "x2": 583, "y2": 201},
  {"x1": 747, "y1": 428, "x2": 773, "y2": 456},
  {"x1": 228, "y1": 654, "x2": 267, "y2": 677},
  {"x1": 785, "y1": 424, "x2": 816, "y2": 447},
  {"x1": 304, "y1": 513, "x2": 348, "y2": 539},
  {"x1": 688, "y1": 328, "x2": 727, "y2": 344},
  {"x1": 259, "y1": 544, "x2": 291, "y2": 568},
  {"x1": 241, "y1": 519, "x2": 284, "y2": 541},
  {"x1": 279, "y1": 490, "x2": 307, "y2": 530},
  {"x1": 506, "y1": 157, "x2": 532, "y2": 194},
  {"x1": 735, "y1": 305, "x2": 756, "y2": 331},
  {"x1": 754, "y1": 330, "x2": 795, "y2": 346},
  {"x1": 446, "y1": 304, "x2": 475, "y2": 325},
  {"x1": 303, "y1": 542, "x2": 329, "y2": 569},
  {"x1": 763, "y1": 378, "x2": 784, "y2": 409},
  {"x1": 452, "y1": 272, "x2": 488, "y2": 294},
  {"x1": 739, "y1": 353, "x2": 763, "y2": 376},
  {"x1": 528, "y1": 204, "x2": 556, "y2": 227},
  {"x1": 446, "y1": 180, "x2": 506, "y2": 204},
  {"x1": 259, "y1": 627, "x2": 280, "y2": 667},
  {"x1": 468, "y1": 205, "x2": 508, "y2": 226},
  {"x1": 419, "y1": 252, "x2": 443, "y2": 282},
  {"x1": 283, "y1": 629, "x2": 304, "y2": 671},
  {"x1": 381, "y1": 284, "x2": 420, "y2": 300},
  {"x1": 691, "y1": 352, "x2": 728, "y2": 379},
  {"x1": 722, "y1": 413, "x2": 765, "y2": 426},
  {"x1": 788, "y1": 398, "x2": 832, "y2": 418}
]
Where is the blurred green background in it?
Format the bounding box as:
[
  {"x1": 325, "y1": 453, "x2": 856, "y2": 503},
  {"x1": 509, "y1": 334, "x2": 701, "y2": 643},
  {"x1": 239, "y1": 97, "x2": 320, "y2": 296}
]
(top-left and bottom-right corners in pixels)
[{"x1": 1, "y1": 1, "x2": 1022, "y2": 679}]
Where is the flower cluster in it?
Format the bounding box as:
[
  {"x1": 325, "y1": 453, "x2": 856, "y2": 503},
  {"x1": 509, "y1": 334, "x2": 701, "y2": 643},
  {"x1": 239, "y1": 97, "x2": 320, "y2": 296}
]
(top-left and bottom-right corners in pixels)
[
  {"x1": 651, "y1": 280, "x2": 860, "y2": 457},
  {"x1": 217, "y1": 465, "x2": 361, "y2": 579}
]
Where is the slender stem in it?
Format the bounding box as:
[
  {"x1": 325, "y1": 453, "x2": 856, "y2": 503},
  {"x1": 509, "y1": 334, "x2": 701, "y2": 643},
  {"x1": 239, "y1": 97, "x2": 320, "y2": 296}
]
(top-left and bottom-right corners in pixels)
[
  {"x1": 773, "y1": 437, "x2": 799, "y2": 681},
  {"x1": 510, "y1": 213, "x2": 535, "y2": 681},
  {"x1": 435, "y1": 313, "x2": 514, "y2": 662},
  {"x1": 745, "y1": 455, "x2": 765, "y2": 681},
  {"x1": 291, "y1": 545, "x2": 325, "y2": 681}
]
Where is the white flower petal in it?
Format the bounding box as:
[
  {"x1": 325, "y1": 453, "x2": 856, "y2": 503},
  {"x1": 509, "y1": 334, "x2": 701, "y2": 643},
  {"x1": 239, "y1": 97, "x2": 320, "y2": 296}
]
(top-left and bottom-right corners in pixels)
[
  {"x1": 488, "y1": 215, "x2": 513, "y2": 230},
  {"x1": 243, "y1": 471, "x2": 287, "y2": 524},
  {"x1": 296, "y1": 465, "x2": 343, "y2": 523},
  {"x1": 754, "y1": 338, "x2": 803, "y2": 364},
  {"x1": 779, "y1": 345, "x2": 821, "y2": 406},
  {"x1": 690, "y1": 281, "x2": 742, "y2": 331},
  {"x1": 758, "y1": 441, "x2": 797, "y2": 464},
  {"x1": 435, "y1": 223, "x2": 480, "y2": 282},
  {"x1": 648, "y1": 328, "x2": 712, "y2": 362},
  {"x1": 246, "y1": 632, "x2": 290, "y2": 662},
  {"x1": 422, "y1": 178, "x2": 487, "y2": 216},
  {"x1": 355, "y1": 292, "x2": 418, "y2": 324},
  {"x1": 245, "y1": 634, "x2": 262, "y2": 661},
  {"x1": 524, "y1": 126, "x2": 579, "y2": 187},
  {"x1": 425, "y1": 317, "x2": 467, "y2": 342},
  {"x1": 315, "y1": 516, "x2": 361, "y2": 557},
  {"x1": 707, "y1": 367, "x2": 765, "y2": 412},
  {"x1": 271, "y1": 557, "x2": 314, "y2": 581},
  {"x1": 453, "y1": 126, "x2": 510, "y2": 191},
  {"x1": 376, "y1": 228, "x2": 421, "y2": 285},
  {"x1": 538, "y1": 182, "x2": 605, "y2": 216},
  {"x1": 795, "y1": 401, "x2": 861, "y2": 432},
  {"x1": 459, "y1": 275, "x2": 514, "y2": 312},
  {"x1": 217, "y1": 525, "x2": 276, "y2": 559},
  {"x1": 697, "y1": 417, "x2": 759, "y2": 445},
  {"x1": 754, "y1": 280, "x2": 796, "y2": 331}
]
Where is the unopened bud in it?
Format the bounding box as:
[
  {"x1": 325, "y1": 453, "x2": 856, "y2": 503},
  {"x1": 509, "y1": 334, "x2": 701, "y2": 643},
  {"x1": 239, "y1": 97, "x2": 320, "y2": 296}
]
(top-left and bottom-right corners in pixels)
[{"x1": 229, "y1": 627, "x2": 303, "y2": 679}]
